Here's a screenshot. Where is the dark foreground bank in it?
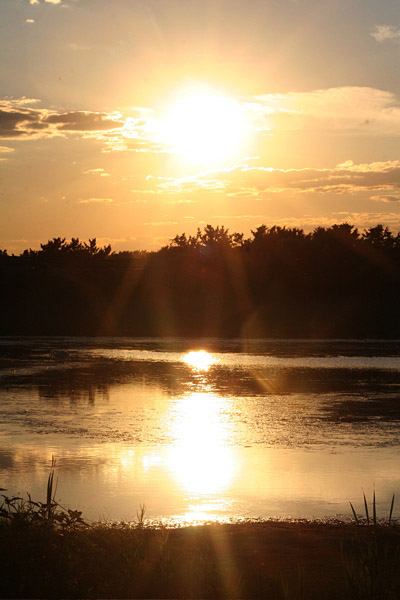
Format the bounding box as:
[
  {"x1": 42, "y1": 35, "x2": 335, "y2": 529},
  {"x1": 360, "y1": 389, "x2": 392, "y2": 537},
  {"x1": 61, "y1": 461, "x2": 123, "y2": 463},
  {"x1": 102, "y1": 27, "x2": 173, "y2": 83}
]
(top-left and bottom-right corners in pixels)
[
  {"x1": 1, "y1": 515, "x2": 400, "y2": 599},
  {"x1": 1, "y1": 467, "x2": 399, "y2": 599}
]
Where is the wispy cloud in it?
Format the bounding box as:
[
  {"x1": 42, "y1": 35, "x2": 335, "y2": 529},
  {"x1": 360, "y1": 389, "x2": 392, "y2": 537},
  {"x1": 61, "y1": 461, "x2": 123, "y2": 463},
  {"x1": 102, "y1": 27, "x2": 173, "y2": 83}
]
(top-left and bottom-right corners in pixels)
[
  {"x1": 214, "y1": 214, "x2": 265, "y2": 220},
  {"x1": 28, "y1": 0, "x2": 63, "y2": 4},
  {"x1": 371, "y1": 25, "x2": 400, "y2": 42},
  {"x1": 144, "y1": 221, "x2": 179, "y2": 226},
  {"x1": 156, "y1": 173, "x2": 227, "y2": 194},
  {"x1": 78, "y1": 197, "x2": 113, "y2": 204},
  {"x1": 154, "y1": 160, "x2": 400, "y2": 198},
  {"x1": 371, "y1": 195, "x2": 400, "y2": 203},
  {"x1": 250, "y1": 87, "x2": 400, "y2": 136},
  {"x1": 232, "y1": 213, "x2": 400, "y2": 232},
  {"x1": 67, "y1": 43, "x2": 90, "y2": 52},
  {"x1": 83, "y1": 168, "x2": 110, "y2": 177},
  {"x1": 332, "y1": 212, "x2": 400, "y2": 228}
]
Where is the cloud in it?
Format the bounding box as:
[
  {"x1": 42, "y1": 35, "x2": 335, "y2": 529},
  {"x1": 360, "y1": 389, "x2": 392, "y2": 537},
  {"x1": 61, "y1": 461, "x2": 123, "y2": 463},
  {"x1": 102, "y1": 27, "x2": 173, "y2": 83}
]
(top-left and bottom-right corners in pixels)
[
  {"x1": 26, "y1": 19, "x2": 35, "y2": 23},
  {"x1": 218, "y1": 213, "x2": 400, "y2": 232},
  {"x1": 154, "y1": 160, "x2": 400, "y2": 198},
  {"x1": 83, "y1": 168, "x2": 110, "y2": 177},
  {"x1": 43, "y1": 111, "x2": 123, "y2": 131},
  {"x1": 67, "y1": 43, "x2": 90, "y2": 51},
  {"x1": 78, "y1": 197, "x2": 113, "y2": 204},
  {"x1": 371, "y1": 195, "x2": 400, "y2": 203},
  {"x1": 0, "y1": 99, "x2": 124, "y2": 139},
  {"x1": 29, "y1": 0, "x2": 63, "y2": 4},
  {"x1": 248, "y1": 87, "x2": 400, "y2": 136},
  {"x1": 371, "y1": 25, "x2": 400, "y2": 42},
  {"x1": 0, "y1": 146, "x2": 14, "y2": 153},
  {"x1": 131, "y1": 189, "x2": 156, "y2": 194},
  {"x1": 214, "y1": 214, "x2": 265, "y2": 220},
  {"x1": 0, "y1": 99, "x2": 167, "y2": 154},
  {"x1": 331, "y1": 212, "x2": 400, "y2": 229},
  {"x1": 156, "y1": 168, "x2": 231, "y2": 193},
  {"x1": 103, "y1": 135, "x2": 167, "y2": 154},
  {"x1": 2, "y1": 97, "x2": 41, "y2": 106},
  {"x1": 0, "y1": 109, "x2": 38, "y2": 137},
  {"x1": 167, "y1": 198, "x2": 194, "y2": 204},
  {"x1": 144, "y1": 221, "x2": 179, "y2": 226}
]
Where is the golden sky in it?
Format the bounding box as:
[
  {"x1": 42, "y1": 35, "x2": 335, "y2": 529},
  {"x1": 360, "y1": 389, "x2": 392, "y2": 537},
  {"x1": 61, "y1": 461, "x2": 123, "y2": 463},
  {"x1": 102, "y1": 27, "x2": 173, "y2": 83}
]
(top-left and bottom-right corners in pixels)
[{"x1": 1, "y1": 0, "x2": 400, "y2": 253}]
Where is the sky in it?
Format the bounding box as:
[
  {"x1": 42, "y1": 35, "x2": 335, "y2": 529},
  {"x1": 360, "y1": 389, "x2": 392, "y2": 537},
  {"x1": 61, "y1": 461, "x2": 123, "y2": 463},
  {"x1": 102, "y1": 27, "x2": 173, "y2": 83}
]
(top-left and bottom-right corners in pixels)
[{"x1": 1, "y1": 0, "x2": 400, "y2": 253}]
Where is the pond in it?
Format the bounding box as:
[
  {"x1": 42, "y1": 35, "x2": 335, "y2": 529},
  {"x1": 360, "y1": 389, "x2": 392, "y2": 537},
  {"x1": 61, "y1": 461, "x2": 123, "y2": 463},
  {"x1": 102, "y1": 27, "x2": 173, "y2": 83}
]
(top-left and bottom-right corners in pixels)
[{"x1": 0, "y1": 337, "x2": 399, "y2": 524}]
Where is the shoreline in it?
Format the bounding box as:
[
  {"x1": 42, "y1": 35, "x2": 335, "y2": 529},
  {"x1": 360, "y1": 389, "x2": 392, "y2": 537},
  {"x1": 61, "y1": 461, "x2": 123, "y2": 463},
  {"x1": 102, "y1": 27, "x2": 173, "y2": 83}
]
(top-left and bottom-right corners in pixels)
[
  {"x1": 1, "y1": 514, "x2": 400, "y2": 598},
  {"x1": 2, "y1": 334, "x2": 400, "y2": 341}
]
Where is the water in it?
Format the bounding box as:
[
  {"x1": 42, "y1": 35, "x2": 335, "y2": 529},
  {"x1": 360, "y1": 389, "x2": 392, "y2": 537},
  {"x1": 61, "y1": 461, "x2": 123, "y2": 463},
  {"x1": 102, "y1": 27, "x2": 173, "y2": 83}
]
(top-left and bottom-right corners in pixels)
[{"x1": 0, "y1": 337, "x2": 399, "y2": 524}]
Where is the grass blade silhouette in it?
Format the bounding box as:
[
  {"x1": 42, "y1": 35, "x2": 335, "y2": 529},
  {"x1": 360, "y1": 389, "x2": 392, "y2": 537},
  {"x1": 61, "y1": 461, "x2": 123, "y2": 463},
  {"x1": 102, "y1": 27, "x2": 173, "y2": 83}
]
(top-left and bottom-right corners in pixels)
[
  {"x1": 388, "y1": 494, "x2": 395, "y2": 526},
  {"x1": 363, "y1": 491, "x2": 370, "y2": 525},
  {"x1": 350, "y1": 502, "x2": 359, "y2": 525}
]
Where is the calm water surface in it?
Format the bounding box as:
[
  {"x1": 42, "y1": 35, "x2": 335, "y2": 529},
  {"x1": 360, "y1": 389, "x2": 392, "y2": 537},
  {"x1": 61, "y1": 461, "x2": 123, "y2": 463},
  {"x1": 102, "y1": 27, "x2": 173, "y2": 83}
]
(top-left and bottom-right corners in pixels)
[{"x1": 1, "y1": 337, "x2": 400, "y2": 524}]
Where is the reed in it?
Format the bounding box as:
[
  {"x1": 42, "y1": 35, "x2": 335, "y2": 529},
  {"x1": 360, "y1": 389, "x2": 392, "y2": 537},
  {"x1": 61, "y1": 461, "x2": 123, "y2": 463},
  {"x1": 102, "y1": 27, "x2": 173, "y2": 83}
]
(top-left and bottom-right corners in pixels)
[
  {"x1": 344, "y1": 491, "x2": 399, "y2": 600},
  {"x1": 349, "y1": 490, "x2": 395, "y2": 527}
]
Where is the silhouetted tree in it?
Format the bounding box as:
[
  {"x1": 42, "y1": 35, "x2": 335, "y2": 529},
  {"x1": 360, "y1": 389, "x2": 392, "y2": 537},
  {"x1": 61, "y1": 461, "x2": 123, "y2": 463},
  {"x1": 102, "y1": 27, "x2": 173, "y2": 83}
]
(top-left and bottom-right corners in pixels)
[{"x1": 1, "y1": 225, "x2": 400, "y2": 337}]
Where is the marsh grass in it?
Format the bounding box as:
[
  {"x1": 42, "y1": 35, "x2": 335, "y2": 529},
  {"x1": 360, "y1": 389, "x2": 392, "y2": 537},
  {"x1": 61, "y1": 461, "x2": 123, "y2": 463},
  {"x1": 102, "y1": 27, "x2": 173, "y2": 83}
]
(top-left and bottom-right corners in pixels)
[
  {"x1": 281, "y1": 565, "x2": 305, "y2": 600},
  {"x1": 1, "y1": 469, "x2": 400, "y2": 599},
  {"x1": 349, "y1": 491, "x2": 395, "y2": 527},
  {"x1": 0, "y1": 457, "x2": 86, "y2": 531},
  {"x1": 343, "y1": 492, "x2": 399, "y2": 600}
]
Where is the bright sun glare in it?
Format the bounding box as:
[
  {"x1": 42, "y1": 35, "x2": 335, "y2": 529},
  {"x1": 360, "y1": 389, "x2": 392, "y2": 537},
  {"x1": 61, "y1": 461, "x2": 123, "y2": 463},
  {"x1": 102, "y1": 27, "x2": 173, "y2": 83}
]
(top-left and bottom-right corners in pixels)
[
  {"x1": 167, "y1": 392, "x2": 235, "y2": 497},
  {"x1": 160, "y1": 86, "x2": 247, "y2": 165},
  {"x1": 183, "y1": 350, "x2": 216, "y2": 371}
]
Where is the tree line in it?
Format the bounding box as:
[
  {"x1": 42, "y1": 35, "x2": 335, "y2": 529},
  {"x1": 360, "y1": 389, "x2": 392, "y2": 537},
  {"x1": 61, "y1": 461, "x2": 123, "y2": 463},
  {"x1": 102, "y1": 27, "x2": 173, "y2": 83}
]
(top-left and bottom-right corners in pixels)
[{"x1": 1, "y1": 223, "x2": 400, "y2": 338}]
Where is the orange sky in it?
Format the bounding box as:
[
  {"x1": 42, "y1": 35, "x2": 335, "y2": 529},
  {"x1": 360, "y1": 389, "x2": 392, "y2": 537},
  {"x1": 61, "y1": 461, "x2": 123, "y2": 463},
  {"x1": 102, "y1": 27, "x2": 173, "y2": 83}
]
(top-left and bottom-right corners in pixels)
[{"x1": 1, "y1": 0, "x2": 400, "y2": 253}]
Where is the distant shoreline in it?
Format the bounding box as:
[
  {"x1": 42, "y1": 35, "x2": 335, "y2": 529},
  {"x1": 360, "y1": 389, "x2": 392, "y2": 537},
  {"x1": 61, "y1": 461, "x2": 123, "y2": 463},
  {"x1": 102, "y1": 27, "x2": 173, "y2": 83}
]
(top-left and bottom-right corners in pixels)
[
  {"x1": 2, "y1": 224, "x2": 400, "y2": 339},
  {"x1": 2, "y1": 334, "x2": 400, "y2": 341}
]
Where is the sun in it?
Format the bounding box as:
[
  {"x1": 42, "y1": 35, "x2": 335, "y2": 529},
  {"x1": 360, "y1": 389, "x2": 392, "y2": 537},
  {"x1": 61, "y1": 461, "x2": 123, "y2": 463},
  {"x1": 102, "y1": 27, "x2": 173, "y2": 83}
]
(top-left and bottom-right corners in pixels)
[{"x1": 160, "y1": 85, "x2": 247, "y2": 166}]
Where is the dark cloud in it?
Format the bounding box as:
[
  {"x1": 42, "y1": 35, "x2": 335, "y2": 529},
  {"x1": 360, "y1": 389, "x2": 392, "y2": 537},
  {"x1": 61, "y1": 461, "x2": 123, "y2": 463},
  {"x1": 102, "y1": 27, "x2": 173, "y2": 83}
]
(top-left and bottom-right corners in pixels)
[
  {"x1": 43, "y1": 111, "x2": 124, "y2": 131},
  {"x1": 0, "y1": 103, "x2": 124, "y2": 139},
  {"x1": 0, "y1": 109, "x2": 36, "y2": 137}
]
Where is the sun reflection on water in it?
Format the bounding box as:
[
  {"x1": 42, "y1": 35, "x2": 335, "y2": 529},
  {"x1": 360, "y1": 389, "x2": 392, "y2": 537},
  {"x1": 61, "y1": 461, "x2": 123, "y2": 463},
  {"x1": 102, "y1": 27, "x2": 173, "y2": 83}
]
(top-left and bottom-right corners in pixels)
[
  {"x1": 183, "y1": 350, "x2": 217, "y2": 371},
  {"x1": 167, "y1": 391, "x2": 235, "y2": 497}
]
